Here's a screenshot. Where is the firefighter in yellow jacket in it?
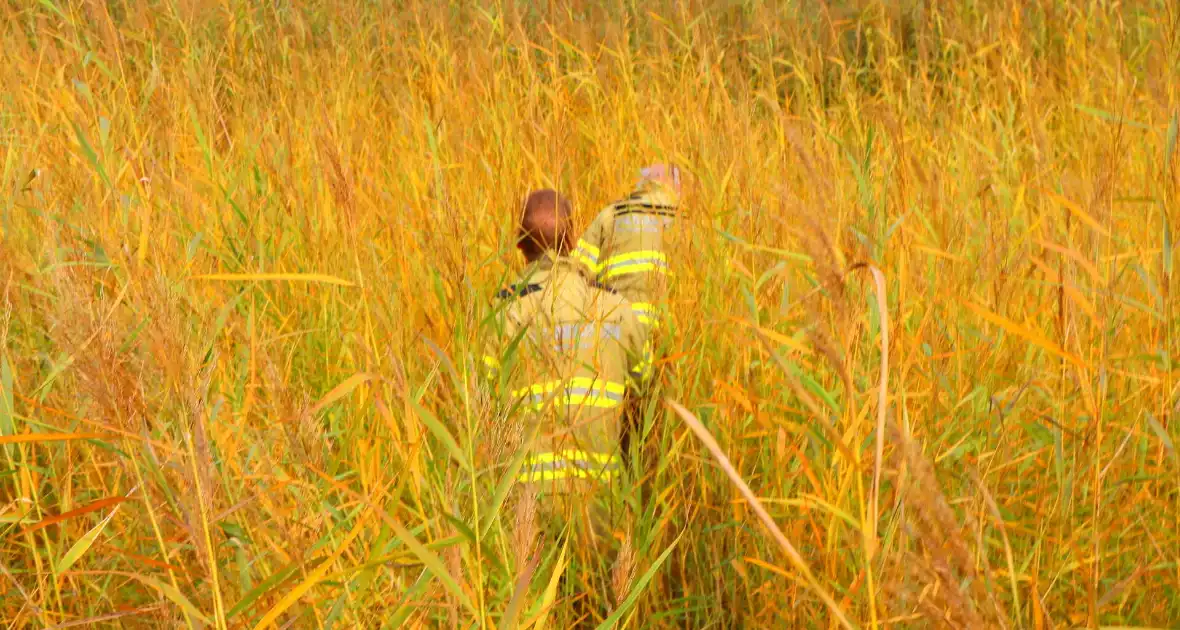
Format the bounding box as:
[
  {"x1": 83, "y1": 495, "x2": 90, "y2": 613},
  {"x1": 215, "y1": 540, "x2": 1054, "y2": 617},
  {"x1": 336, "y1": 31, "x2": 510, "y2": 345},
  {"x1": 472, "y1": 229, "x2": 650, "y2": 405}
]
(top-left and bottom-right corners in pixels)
[
  {"x1": 482, "y1": 189, "x2": 651, "y2": 544},
  {"x1": 571, "y1": 163, "x2": 683, "y2": 329},
  {"x1": 571, "y1": 164, "x2": 682, "y2": 478}
]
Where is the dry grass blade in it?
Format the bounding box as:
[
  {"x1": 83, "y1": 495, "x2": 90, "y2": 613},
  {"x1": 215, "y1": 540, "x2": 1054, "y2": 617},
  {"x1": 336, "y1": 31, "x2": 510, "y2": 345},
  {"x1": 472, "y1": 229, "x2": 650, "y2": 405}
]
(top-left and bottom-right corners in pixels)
[
  {"x1": 0, "y1": 432, "x2": 107, "y2": 446},
  {"x1": 251, "y1": 505, "x2": 373, "y2": 629},
  {"x1": 1039, "y1": 189, "x2": 1112, "y2": 238},
  {"x1": 886, "y1": 421, "x2": 997, "y2": 628},
  {"x1": 852, "y1": 263, "x2": 890, "y2": 560},
  {"x1": 54, "y1": 489, "x2": 130, "y2": 575},
  {"x1": 665, "y1": 399, "x2": 858, "y2": 629},
  {"x1": 42, "y1": 604, "x2": 166, "y2": 629},
  {"x1": 750, "y1": 327, "x2": 856, "y2": 463},
  {"x1": 962, "y1": 300, "x2": 1088, "y2": 370},
  {"x1": 967, "y1": 467, "x2": 1016, "y2": 624},
  {"x1": 190, "y1": 273, "x2": 356, "y2": 287},
  {"x1": 63, "y1": 571, "x2": 213, "y2": 625},
  {"x1": 15, "y1": 497, "x2": 129, "y2": 538},
  {"x1": 530, "y1": 534, "x2": 571, "y2": 630},
  {"x1": 387, "y1": 519, "x2": 478, "y2": 617},
  {"x1": 307, "y1": 372, "x2": 377, "y2": 416},
  {"x1": 500, "y1": 548, "x2": 542, "y2": 630}
]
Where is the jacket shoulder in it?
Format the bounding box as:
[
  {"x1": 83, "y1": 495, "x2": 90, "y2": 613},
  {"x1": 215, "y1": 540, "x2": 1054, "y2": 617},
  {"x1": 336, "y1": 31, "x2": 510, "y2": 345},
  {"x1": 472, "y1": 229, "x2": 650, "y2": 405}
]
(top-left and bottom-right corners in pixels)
[
  {"x1": 586, "y1": 204, "x2": 616, "y2": 229},
  {"x1": 609, "y1": 192, "x2": 678, "y2": 217}
]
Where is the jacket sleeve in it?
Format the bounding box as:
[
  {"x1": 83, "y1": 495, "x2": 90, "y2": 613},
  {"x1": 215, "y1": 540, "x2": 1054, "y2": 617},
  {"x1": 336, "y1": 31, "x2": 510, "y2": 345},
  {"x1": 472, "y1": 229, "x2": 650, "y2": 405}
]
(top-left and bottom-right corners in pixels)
[
  {"x1": 479, "y1": 311, "x2": 503, "y2": 387},
  {"x1": 620, "y1": 298, "x2": 654, "y2": 385},
  {"x1": 573, "y1": 207, "x2": 611, "y2": 283},
  {"x1": 480, "y1": 306, "x2": 520, "y2": 385},
  {"x1": 480, "y1": 337, "x2": 501, "y2": 382}
]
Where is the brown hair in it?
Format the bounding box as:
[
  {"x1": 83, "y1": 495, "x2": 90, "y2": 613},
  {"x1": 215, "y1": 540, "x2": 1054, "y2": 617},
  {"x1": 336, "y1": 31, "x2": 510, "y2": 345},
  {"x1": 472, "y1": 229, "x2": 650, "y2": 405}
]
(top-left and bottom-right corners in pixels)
[{"x1": 518, "y1": 189, "x2": 572, "y2": 260}]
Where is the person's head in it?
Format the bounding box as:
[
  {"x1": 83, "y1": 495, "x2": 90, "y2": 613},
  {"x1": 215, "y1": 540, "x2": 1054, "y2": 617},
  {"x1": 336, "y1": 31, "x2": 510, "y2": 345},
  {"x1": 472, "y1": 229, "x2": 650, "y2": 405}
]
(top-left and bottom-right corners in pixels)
[
  {"x1": 637, "y1": 163, "x2": 683, "y2": 198},
  {"x1": 518, "y1": 188, "x2": 573, "y2": 262}
]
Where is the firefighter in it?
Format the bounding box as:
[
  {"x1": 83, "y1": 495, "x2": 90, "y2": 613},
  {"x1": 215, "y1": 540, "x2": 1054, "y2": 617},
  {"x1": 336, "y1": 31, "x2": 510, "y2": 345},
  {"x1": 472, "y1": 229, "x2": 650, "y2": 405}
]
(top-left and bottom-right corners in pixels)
[
  {"x1": 571, "y1": 164, "x2": 683, "y2": 475},
  {"x1": 482, "y1": 189, "x2": 651, "y2": 560},
  {"x1": 571, "y1": 163, "x2": 684, "y2": 330}
]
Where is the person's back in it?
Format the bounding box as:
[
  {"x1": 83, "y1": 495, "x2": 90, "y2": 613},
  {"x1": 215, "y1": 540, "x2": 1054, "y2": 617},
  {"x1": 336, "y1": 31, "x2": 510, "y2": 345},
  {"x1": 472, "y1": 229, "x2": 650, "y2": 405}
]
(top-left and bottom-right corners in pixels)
[
  {"x1": 573, "y1": 164, "x2": 683, "y2": 328},
  {"x1": 491, "y1": 253, "x2": 645, "y2": 486},
  {"x1": 483, "y1": 189, "x2": 653, "y2": 622},
  {"x1": 483, "y1": 189, "x2": 649, "y2": 492}
]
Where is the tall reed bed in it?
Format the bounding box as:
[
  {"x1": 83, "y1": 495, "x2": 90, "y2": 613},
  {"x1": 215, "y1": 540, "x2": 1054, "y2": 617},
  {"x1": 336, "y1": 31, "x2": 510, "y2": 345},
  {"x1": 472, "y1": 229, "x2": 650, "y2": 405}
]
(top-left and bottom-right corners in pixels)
[{"x1": 1, "y1": 0, "x2": 1177, "y2": 626}]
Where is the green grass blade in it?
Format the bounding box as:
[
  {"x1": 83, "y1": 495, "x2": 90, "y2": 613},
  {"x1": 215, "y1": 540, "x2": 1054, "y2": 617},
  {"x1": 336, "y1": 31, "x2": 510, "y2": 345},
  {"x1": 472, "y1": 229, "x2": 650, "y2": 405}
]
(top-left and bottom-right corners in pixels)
[
  {"x1": 593, "y1": 530, "x2": 685, "y2": 630},
  {"x1": 530, "y1": 532, "x2": 571, "y2": 630},
  {"x1": 1, "y1": 354, "x2": 13, "y2": 439},
  {"x1": 227, "y1": 561, "x2": 301, "y2": 620},
  {"x1": 409, "y1": 397, "x2": 471, "y2": 471},
  {"x1": 1073, "y1": 104, "x2": 1150, "y2": 130},
  {"x1": 388, "y1": 519, "x2": 478, "y2": 617},
  {"x1": 385, "y1": 568, "x2": 435, "y2": 628},
  {"x1": 1145, "y1": 413, "x2": 1177, "y2": 466},
  {"x1": 1163, "y1": 209, "x2": 1173, "y2": 278},
  {"x1": 36, "y1": 0, "x2": 69, "y2": 21},
  {"x1": 72, "y1": 123, "x2": 112, "y2": 189},
  {"x1": 480, "y1": 423, "x2": 538, "y2": 538},
  {"x1": 125, "y1": 572, "x2": 213, "y2": 625},
  {"x1": 55, "y1": 504, "x2": 120, "y2": 574},
  {"x1": 1165, "y1": 112, "x2": 1178, "y2": 171}
]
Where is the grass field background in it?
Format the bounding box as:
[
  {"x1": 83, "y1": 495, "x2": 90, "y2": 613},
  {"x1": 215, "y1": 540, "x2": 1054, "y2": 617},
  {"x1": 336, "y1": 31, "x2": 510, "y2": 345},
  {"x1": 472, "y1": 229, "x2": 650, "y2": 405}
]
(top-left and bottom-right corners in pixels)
[{"x1": 2, "y1": 0, "x2": 1179, "y2": 627}]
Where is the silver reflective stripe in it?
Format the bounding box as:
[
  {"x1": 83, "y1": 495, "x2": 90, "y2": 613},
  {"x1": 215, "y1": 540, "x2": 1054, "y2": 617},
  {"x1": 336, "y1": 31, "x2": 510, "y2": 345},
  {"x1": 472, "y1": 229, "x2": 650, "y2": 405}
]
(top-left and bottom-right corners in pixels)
[
  {"x1": 615, "y1": 215, "x2": 672, "y2": 234},
  {"x1": 574, "y1": 245, "x2": 599, "y2": 263},
  {"x1": 551, "y1": 323, "x2": 621, "y2": 351},
  {"x1": 603, "y1": 257, "x2": 668, "y2": 273}
]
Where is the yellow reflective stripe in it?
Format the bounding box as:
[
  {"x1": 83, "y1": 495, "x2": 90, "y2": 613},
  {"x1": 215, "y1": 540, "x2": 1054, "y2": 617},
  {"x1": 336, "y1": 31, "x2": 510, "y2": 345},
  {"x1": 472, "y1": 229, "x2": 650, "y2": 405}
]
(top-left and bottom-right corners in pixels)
[
  {"x1": 572, "y1": 239, "x2": 602, "y2": 272},
  {"x1": 574, "y1": 239, "x2": 600, "y2": 258},
  {"x1": 516, "y1": 450, "x2": 620, "y2": 484},
  {"x1": 600, "y1": 250, "x2": 670, "y2": 279},
  {"x1": 512, "y1": 377, "x2": 626, "y2": 397},
  {"x1": 603, "y1": 263, "x2": 670, "y2": 280},
  {"x1": 511, "y1": 381, "x2": 556, "y2": 398},
  {"x1": 516, "y1": 396, "x2": 621, "y2": 410},
  {"x1": 604, "y1": 250, "x2": 666, "y2": 265},
  {"x1": 562, "y1": 391, "x2": 621, "y2": 408},
  {"x1": 516, "y1": 468, "x2": 617, "y2": 483},
  {"x1": 572, "y1": 250, "x2": 600, "y2": 273},
  {"x1": 631, "y1": 302, "x2": 659, "y2": 327},
  {"x1": 526, "y1": 450, "x2": 616, "y2": 465},
  {"x1": 630, "y1": 339, "x2": 654, "y2": 382},
  {"x1": 511, "y1": 378, "x2": 627, "y2": 409}
]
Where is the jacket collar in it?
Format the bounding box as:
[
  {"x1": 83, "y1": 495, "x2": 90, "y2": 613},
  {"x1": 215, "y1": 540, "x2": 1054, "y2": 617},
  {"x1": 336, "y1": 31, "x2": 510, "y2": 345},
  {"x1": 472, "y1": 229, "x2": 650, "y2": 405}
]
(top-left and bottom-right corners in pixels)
[
  {"x1": 628, "y1": 181, "x2": 680, "y2": 208},
  {"x1": 498, "y1": 253, "x2": 578, "y2": 300}
]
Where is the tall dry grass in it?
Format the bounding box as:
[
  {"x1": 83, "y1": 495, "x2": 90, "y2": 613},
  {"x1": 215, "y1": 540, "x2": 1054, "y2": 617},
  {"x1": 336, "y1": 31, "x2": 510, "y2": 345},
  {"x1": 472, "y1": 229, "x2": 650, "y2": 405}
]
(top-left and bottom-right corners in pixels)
[{"x1": 2, "y1": 0, "x2": 1179, "y2": 627}]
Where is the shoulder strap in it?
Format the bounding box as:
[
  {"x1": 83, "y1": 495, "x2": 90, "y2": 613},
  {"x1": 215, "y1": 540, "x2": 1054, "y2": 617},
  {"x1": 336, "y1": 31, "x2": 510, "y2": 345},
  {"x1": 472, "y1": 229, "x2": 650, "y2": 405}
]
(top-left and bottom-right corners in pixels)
[
  {"x1": 612, "y1": 201, "x2": 678, "y2": 218},
  {"x1": 496, "y1": 283, "x2": 544, "y2": 300},
  {"x1": 591, "y1": 280, "x2": 618, "y2": 294}
]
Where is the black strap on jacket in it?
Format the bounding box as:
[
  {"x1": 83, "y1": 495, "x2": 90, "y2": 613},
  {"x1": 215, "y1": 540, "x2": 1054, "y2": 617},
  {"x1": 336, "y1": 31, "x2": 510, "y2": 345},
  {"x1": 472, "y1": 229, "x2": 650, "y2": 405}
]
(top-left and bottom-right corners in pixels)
[
  {"x1": 613, "y1": 202, "x2": 677, "y2": 218},
  {"x1": 496, "y1": 283, "x2": 543, "y2": 300}
]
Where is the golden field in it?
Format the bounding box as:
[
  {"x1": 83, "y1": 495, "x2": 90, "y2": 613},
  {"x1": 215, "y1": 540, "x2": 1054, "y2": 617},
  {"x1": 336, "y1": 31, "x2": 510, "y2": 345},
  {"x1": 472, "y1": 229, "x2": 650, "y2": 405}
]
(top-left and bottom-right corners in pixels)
[{"x1": 1, "y1": 0, "x2": 1179, "y2": 627}]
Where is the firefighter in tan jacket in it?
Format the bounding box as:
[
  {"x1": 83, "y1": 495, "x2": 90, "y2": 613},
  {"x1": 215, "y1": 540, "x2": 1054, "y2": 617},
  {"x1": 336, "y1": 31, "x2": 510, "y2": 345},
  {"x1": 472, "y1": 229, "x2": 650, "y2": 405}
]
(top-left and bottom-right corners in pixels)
[
  {"x1": 483, "y1": 189, "x2": 651, "y2": 527},
  {"x1": 571, "y1": 163, "x2": 683, "y2": 330},
  {"x1": 571, "y1": 165, "x2": 682, "y2": 475}
]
